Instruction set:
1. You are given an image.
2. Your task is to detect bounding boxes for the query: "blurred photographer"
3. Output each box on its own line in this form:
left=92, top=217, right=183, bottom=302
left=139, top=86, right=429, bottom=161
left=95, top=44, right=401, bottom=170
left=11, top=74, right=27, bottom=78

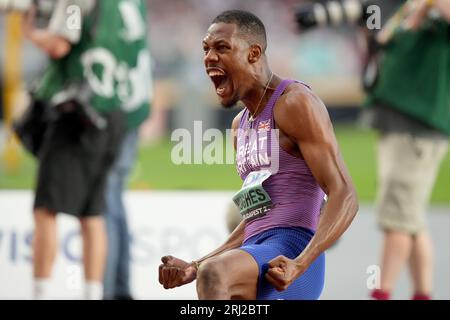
left=295, top=0, right=403, bottom=87
left=18, top=0, right=151, bottom=300
left=296, top=0, right=450, bottom=299
left=363, top=0, right=450, bottom=300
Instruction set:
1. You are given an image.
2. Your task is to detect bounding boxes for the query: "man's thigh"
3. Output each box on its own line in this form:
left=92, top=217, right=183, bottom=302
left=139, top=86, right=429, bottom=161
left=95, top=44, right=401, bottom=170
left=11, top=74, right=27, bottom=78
left=208, top=249, right=259, bottom=300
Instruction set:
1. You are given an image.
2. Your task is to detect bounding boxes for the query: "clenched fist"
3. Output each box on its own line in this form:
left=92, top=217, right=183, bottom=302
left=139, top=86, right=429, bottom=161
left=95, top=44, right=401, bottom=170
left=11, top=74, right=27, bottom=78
left=158, top=255, right=197, bottom=289
left=264, top=255, right=305, bottom=291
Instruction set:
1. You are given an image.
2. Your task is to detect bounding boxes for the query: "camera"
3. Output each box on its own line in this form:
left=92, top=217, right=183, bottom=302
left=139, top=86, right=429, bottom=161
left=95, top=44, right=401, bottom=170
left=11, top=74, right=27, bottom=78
left=295, top=0, right=372, bottom=30
left=0, top=0, right=54, bottom=17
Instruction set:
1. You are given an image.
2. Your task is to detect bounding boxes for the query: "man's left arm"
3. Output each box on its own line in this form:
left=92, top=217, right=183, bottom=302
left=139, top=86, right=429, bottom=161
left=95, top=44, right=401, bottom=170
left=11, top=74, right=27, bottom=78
left=265, top=86, right=359, bottom=291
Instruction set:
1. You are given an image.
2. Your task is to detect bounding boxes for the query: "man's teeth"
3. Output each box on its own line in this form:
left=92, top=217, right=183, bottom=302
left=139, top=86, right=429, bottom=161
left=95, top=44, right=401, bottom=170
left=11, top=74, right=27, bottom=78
left=209, top=71, right=225, bottom=77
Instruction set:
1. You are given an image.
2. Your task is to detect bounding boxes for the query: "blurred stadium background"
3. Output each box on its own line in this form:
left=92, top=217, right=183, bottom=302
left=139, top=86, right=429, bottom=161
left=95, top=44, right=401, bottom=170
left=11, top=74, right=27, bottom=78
left=0, top=0, right=449, bottom=299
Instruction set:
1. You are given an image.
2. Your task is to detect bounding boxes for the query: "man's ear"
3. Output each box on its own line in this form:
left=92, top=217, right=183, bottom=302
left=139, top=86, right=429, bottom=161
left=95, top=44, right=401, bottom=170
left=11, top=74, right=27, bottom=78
left=248, top=44, right=262, bottom=63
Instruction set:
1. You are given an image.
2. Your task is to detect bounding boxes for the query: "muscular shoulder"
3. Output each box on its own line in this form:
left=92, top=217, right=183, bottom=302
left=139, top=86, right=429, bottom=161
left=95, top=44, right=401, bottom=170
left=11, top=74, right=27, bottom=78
left=274, top=83, right=331, bottom=140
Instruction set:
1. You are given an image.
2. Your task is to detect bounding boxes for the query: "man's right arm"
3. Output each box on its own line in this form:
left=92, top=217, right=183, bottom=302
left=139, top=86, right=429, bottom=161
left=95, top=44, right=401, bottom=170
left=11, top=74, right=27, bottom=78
left=193, top=110, right=246, bottom=264
left=159, top=219, right=246, bottom=289
left=159, top=111, right=246, bottom=289
left=194, top=219, right=245, bottom=265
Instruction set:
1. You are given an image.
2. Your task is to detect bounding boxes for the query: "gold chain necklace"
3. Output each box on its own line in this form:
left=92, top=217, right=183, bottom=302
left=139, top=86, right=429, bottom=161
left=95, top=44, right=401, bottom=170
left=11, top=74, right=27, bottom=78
left=248, top=72, right=274, bottom=122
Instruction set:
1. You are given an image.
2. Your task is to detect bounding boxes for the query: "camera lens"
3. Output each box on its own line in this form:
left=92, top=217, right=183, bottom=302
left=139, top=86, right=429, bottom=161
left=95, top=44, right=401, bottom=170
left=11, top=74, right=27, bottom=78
left=295, top=4, right=321, bottom=29
left=295, top=0, right=366, bottom=31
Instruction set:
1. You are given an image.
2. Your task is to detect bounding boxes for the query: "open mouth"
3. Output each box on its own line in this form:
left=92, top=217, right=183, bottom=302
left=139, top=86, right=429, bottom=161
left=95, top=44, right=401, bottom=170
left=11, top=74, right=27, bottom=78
left=207, top=68, right=229, bottom=97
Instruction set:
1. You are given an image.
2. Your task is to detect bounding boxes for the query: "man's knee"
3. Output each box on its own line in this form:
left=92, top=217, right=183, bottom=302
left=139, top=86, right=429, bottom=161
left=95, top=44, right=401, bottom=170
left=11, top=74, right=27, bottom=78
left=33, top=208, right=56, bottom=225
left=197, top=258, right=228, bottom=289
left=80, top=216, right=105, bottom=233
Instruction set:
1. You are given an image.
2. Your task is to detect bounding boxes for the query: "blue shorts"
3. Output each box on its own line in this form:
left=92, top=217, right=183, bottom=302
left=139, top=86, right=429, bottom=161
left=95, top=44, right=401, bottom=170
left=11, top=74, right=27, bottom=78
left=239, top=227, right=325, bottom=300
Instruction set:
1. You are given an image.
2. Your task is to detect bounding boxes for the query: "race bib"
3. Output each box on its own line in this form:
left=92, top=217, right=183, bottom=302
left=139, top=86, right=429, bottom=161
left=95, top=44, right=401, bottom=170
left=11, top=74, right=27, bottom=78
left=232, top=170, right=273, bottom=222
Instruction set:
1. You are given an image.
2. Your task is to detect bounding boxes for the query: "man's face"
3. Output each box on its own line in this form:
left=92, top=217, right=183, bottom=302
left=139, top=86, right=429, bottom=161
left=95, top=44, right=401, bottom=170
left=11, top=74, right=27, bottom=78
left=202, top=22, right=250, bottom=108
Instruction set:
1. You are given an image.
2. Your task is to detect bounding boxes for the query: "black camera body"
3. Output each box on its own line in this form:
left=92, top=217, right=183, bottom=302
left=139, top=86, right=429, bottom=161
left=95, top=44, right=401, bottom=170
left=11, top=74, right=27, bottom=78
left=295, top=0, right=373, bottom=31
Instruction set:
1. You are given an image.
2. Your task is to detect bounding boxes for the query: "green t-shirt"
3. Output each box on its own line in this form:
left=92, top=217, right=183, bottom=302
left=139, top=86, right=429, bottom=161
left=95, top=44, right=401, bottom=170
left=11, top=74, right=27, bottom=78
left=35, top=0, right=152, bottom=129
left=365, top=19, right=450, bottom=135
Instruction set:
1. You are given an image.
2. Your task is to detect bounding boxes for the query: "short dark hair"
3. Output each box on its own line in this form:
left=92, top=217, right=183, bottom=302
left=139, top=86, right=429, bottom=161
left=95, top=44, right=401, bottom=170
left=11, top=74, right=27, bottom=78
left=212, top=10, right=267, bottom=51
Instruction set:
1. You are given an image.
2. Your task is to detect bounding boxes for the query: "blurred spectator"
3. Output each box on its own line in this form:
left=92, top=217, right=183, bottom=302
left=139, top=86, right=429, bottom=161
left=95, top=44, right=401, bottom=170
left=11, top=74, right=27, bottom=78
left=102, top=1, right=152, bottom=300
left=22, top=0, right=150, bottom=300
left=0, top=78, right=3, bottom=121
left=364, top=0, right=450, bottom=300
